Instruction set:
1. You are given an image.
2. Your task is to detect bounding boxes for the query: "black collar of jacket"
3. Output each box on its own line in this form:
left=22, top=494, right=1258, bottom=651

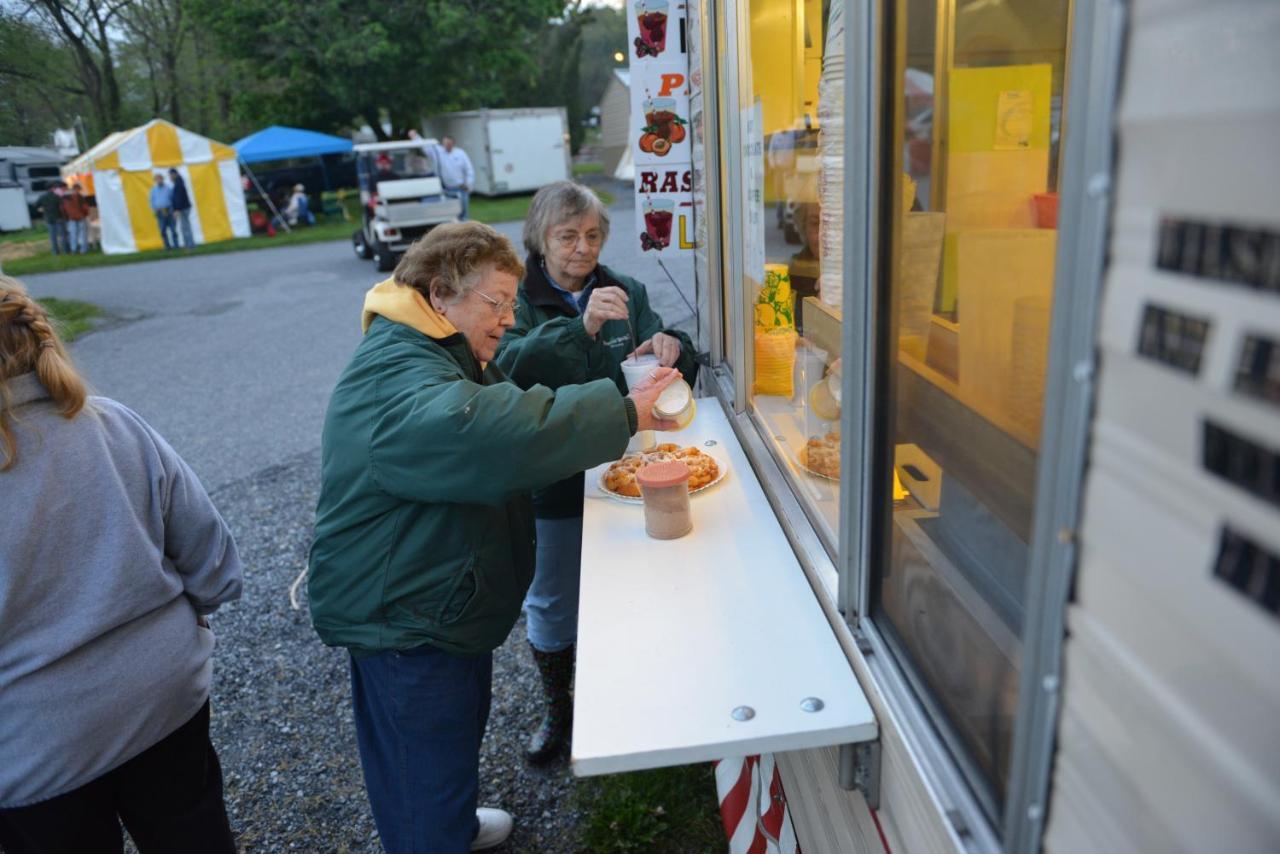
left=521, top=253, right=630, bottom=317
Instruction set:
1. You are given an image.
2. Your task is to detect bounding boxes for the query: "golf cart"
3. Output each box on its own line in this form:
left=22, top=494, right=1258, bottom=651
left=352, top=140, right=462, bottom=271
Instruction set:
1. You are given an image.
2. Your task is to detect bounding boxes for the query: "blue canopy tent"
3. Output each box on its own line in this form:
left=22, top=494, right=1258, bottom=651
left=231, top=126, right=355, bottom=229
left=232, top=125, right=353, bottom=163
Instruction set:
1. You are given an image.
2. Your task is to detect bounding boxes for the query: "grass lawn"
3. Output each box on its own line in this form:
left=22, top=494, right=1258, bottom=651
left=1, top=188, right=615, bottom=278
left=37, top=296, right=103, bottom=342
left=573, top=161, right=605, bottom=176
left=575, top=764, right=724, bottom=852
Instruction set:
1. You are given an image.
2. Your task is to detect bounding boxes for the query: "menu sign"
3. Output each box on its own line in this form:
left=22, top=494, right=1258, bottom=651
left=627, top=0, right=693, bottom=257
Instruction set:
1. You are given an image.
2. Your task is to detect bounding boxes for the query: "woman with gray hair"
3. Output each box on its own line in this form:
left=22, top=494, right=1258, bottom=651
left=495, top=180, right=697, bottom=764
left=309, top=222, right=679, bottom=852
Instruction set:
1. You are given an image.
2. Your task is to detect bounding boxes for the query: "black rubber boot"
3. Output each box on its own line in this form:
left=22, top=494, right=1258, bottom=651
left=526, top=643, right=574, bottom=765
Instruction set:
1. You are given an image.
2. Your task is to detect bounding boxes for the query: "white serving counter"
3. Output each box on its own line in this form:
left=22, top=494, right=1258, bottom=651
left=572, top=398, right=876, bottom=776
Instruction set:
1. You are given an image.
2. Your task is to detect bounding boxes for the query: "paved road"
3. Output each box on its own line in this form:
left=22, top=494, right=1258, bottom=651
left=22, top=196, right=696, bottom=491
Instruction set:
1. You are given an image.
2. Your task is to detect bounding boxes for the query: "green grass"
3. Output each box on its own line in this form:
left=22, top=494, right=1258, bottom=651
left=573, top=161, right=605, bottom=176
left=469, top=194, right=535, bottom=224
left=2, top=187, right=615, bottom=277
left=469, top=186, right=613, bottom=225
left=575, top=765, right=724, bottom=853
left=0, top=226, right=44, bottom=245
left=37, top=297, right=103, bottom=342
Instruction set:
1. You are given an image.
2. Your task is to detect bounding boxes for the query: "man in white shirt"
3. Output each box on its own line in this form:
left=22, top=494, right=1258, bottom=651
left=435, top=135, right=475, bottom=221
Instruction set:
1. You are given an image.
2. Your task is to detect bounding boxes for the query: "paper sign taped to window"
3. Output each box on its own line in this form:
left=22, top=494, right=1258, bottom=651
left=994, top=90, right=1034, bottom=150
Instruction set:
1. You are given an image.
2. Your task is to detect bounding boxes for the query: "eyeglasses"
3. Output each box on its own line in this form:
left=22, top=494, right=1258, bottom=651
left=471, top=289, right=518, bottom=317
left=552, top=230, right=604, bottom=249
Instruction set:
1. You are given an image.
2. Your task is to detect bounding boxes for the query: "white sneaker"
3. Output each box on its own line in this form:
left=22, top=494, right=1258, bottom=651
left=470, top=807, right=513, bottom=850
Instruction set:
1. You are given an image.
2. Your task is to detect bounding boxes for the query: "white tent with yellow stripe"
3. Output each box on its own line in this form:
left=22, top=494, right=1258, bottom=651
left=62, top=119, right=250, bottom=255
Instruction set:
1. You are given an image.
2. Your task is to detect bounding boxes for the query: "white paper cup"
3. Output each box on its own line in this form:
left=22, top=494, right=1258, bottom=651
left=621, top=355, right=660, bottom=452
left=620, top=354, right=660, bottom=391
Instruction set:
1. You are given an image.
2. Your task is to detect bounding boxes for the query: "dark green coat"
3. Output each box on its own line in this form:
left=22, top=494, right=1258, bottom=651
left=495, top=257, right=698, bottom=518
left=308, top=316, right=635, bottom=656
left=38, top=190, right=63, bottom=223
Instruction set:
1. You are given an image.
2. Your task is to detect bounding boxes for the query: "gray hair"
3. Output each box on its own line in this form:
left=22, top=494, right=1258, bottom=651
left=522, top=181, right=611, bottom=256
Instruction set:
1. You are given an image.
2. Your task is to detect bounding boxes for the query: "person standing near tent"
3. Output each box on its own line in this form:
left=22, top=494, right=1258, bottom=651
left=37, top=182, right=68, bottom=256
left=61, top=183, right=91, bottom=255
left=169, top=169, right=195, bottom=249
left=436, top=136, right=475, bottom=222
left=150, top=174, right=177, bottom=250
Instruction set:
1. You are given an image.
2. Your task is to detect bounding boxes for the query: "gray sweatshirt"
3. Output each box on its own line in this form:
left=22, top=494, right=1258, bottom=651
left=0, top=373, right=243, bottom=808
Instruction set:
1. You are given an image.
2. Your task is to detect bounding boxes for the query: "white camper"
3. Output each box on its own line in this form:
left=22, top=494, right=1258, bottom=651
left=421, top=108, right=571, bottom=196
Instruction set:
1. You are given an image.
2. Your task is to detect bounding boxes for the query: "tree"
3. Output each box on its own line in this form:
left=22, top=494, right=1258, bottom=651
left=17, top=0, right=132, bottom=139
left=577, top=5, right=628, bottom=120
left=119, top=0, right=188, bottom=125
left=0, top=14, right=94, bottom=145
left=187, top=0, right=563, bottom=138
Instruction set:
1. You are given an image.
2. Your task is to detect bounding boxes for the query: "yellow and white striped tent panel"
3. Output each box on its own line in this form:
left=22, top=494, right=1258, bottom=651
left=65, top=119, right=250, bottom=255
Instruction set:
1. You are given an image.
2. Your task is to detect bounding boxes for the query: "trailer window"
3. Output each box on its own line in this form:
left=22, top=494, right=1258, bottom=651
left=737, top=0, right=845, bottom=550
left=870, top=0, right=1072, bottom=819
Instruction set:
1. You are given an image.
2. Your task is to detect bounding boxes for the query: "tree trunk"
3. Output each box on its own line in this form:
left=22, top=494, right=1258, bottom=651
left=165, top=52, right=182, bottom=125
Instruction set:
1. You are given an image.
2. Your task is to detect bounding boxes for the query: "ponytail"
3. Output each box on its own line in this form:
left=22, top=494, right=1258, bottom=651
left=0, top=276, right=88, bottom=471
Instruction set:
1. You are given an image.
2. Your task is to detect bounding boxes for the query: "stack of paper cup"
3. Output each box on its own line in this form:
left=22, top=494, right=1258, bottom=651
left=817, top=1, right=845, bottom=310
left=620, top=354, right=660, bottom=452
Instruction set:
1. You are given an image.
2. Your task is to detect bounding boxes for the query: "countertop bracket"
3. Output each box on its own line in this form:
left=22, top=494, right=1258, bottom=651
left=838, top=739, right=881, bottom=808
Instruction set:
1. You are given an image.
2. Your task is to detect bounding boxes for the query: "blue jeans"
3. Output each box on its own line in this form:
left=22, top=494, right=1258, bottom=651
left=155, top=211, right=177, bottom=249
left=350, top=645, right=491, bottom=854
left=174, top=208, right=194, bottom=247
left=524, top=516, right=583, bottom=653
left=66, top=219, right=87, bottom=254
left=445, top=188, right=470, bottom=221
left=46, top=220, right=68, bottom=255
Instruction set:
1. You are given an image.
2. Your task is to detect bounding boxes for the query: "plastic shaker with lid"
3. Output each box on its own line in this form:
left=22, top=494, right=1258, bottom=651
left=636, top=460, right=693, bottom=539
left=653, top=379, right=696, bottom=430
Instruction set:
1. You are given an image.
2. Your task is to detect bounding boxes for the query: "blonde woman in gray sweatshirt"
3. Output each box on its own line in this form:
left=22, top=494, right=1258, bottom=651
left=0, top=277, right=243, bottom=853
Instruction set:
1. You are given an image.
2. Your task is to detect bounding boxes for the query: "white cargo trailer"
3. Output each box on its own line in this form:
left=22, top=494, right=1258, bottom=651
left=421, top=108, right=571, bottom=196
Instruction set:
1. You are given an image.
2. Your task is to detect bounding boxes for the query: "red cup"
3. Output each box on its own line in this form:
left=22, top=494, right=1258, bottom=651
left=1033, top=193, right=1059, bottom=229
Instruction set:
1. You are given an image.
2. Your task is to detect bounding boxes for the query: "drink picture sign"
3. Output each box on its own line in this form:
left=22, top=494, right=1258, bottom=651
left=628, top=0, right=692, bottom=256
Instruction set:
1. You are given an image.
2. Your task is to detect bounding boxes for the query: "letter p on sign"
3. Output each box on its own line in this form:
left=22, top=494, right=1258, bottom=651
left=658, top=73, right=685, bottom=97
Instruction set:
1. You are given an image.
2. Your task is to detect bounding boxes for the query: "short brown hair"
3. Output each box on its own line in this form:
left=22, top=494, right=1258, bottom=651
left=394, top=222, right=524, bottom=302
left=0, top=276, right=88, bottom=471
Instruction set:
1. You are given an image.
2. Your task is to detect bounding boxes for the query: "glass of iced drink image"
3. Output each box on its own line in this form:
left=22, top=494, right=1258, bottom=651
left=644, top=97, right=679, bottom=144
left=637, top=0, right=669, bottom=54
left=643, top=198, right=675, bottom=250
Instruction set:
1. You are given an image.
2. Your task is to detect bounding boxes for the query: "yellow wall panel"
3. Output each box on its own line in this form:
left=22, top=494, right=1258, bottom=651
left=121, top=170, right=162, bottom=251
left=147, top=122, right=183, bottom=167
left=210, top=141, right=237, bottom=161
left=189, top=162, right=232, bottom=243
left=948, top=64, right=1052, bottom=153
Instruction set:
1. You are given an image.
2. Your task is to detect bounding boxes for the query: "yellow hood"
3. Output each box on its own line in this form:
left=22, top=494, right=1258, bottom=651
left=361, top=277, right=459, bottom=339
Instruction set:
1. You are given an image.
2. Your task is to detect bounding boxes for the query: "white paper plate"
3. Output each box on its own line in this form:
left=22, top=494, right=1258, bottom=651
left=597, top=446, right=730, bottom=504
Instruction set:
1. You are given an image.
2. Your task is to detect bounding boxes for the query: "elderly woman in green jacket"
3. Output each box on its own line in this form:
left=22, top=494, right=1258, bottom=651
left=494, top=181, right=698, bottom=765
left=307, top=222, right=677, bottom=854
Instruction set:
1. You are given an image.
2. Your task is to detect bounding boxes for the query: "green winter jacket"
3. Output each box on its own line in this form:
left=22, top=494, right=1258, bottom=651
left=495, top=257, right=698, bottom=518
left=308, top=314, right=636, bottom=656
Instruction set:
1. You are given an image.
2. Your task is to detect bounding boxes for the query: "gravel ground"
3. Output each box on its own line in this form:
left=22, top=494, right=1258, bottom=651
left=206, top=449, right=582, bottom=853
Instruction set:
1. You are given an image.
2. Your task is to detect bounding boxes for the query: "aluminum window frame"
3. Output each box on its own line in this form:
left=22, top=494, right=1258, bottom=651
left=1001, top=0, right=1127, bottom=848
left=692, top=0, right=728, bottom=373
left=849, top=0, right=1128, bottom=848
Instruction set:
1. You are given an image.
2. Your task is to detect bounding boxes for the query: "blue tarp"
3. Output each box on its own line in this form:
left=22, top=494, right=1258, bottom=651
left=231, top=125, right=352, bottom=163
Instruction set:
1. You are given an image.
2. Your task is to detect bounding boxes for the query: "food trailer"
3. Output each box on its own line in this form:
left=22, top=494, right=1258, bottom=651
left=575, top=1, right=1280, bottom=851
